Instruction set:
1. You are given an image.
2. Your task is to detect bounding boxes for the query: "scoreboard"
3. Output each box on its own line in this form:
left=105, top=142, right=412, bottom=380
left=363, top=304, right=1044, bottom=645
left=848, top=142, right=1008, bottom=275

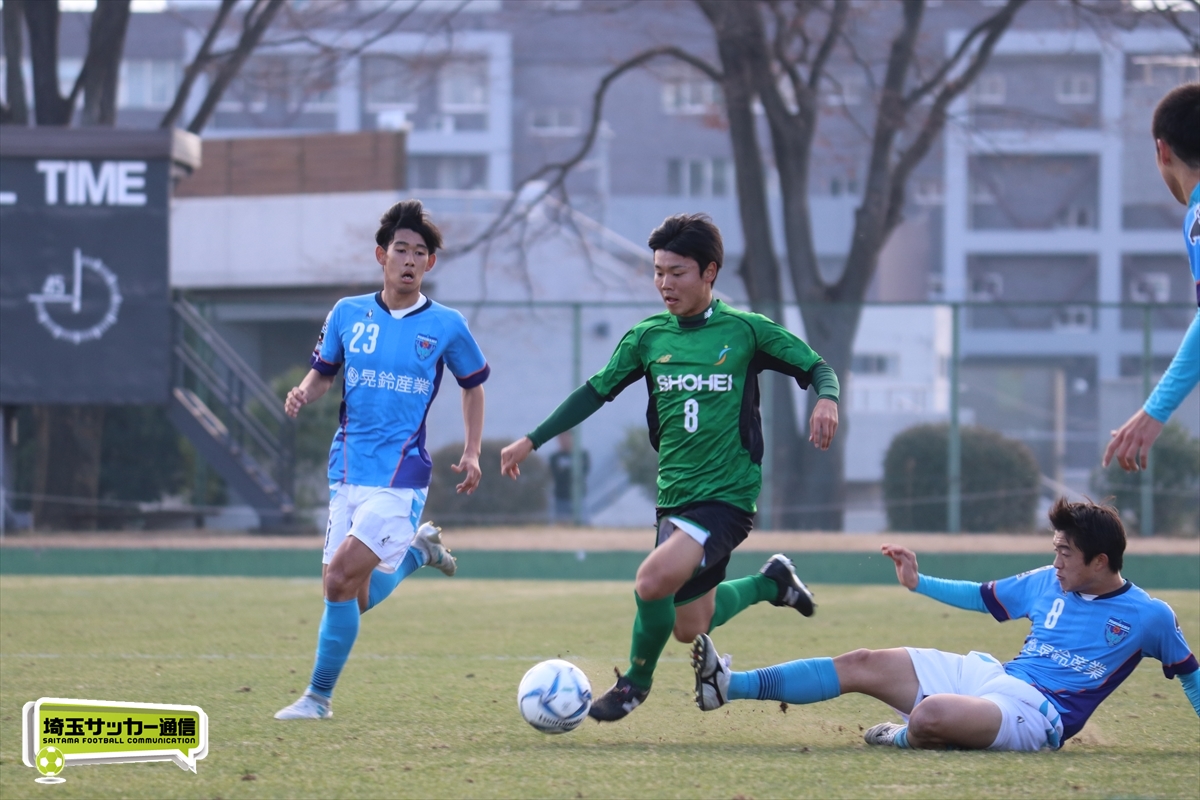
left=0, top=128, right=200, bottom=404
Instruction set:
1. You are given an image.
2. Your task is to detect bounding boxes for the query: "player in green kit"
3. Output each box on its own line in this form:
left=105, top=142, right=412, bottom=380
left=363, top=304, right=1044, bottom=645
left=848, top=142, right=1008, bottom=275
left=501, top=213, right=840, bottom=721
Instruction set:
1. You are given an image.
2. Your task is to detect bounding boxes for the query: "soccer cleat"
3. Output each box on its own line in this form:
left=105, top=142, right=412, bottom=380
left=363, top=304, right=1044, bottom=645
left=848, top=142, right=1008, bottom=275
left=413, top=522, right=457, bottom=576
left=690, top=633, right=732, bottom=711
left=587, top=669, right=650, bottom=722
left=863, top=722, right=906, bottom=746
left=760, top=553, right=816, bottom=617
left=274, top=691, right=332, bottom=720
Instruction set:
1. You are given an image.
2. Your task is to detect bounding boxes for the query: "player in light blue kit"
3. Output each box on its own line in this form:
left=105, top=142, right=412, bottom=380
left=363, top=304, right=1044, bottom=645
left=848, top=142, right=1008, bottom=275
left=692, top=498, right=1199, bottom=751
left=275, top=200, right=489, bottom=720
left=1104, top=82, right=1199, bottom=473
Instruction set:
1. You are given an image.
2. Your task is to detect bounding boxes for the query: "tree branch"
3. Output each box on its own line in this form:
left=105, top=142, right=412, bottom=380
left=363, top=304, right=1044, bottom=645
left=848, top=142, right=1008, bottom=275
left=447, top=46, right=722, bottom=257
left=885, top=0, right=1027, bottom=232
left=903, top=0, right=1018, bottom=109
left=1, top=0, right=28, bottom=125
left=184, top=0, right=287, bottom=134
left=160, top=0, right=237, bottom=129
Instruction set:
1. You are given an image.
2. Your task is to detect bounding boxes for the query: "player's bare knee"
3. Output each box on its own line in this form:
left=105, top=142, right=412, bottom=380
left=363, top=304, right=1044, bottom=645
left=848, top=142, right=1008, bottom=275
left=672, top=620, right=705, bottom=642
left=323, top=566, right=356, bottom=602
left=908, top=696, right=952, bottom=741
left=634, top=569, right=673, bottom=601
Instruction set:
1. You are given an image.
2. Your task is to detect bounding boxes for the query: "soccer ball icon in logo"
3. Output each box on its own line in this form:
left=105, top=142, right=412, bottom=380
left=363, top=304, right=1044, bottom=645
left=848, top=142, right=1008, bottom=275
left=518, top=659, right=592, bottom=734
left=36, top=745, right=65, bottom=777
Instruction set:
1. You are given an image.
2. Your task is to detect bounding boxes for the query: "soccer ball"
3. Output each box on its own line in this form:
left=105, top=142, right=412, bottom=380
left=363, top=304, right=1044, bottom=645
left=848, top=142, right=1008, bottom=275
left=36, top=745, right=64, bottom=777
left=517, top=659, right=592, bottom=734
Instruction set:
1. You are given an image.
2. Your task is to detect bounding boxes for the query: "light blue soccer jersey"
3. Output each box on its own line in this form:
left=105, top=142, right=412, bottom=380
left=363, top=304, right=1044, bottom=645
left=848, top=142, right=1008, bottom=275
left=310, top=293, right=489, bottom=488
left=1142, top=182, right=1200, bottom=423
left=981, top=565, right=1197, bottom=742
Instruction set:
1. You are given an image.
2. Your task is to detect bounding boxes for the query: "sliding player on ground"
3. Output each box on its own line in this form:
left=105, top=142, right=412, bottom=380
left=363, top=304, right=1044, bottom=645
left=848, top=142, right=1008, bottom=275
left=692, top=498, right=1200, bottom=750
left=1103, top=83, right=1199, bottom=472
left=501, top=213, right=840, bottom=722
left=275, top=200, right=490, bottom=720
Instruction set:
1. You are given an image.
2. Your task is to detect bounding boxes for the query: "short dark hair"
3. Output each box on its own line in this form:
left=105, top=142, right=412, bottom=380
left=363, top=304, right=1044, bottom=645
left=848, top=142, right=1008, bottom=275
left=1048, top=497, right=1125, bottom=573
left=647, top=213, right=724, bottom=277
left=375, top=199, right=443, bottom=252
left=1152, top=83, right=1200, bottom=169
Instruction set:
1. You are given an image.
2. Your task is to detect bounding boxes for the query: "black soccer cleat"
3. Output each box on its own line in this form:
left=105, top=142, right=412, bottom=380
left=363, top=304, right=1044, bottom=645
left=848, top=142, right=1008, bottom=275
left=587, top=670, right=650, bottom=722
left=760, top=553, right=816, bottom=617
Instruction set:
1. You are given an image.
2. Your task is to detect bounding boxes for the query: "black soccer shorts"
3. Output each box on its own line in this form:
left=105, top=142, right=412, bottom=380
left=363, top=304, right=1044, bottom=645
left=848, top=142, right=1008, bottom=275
left=654, top=500, right=755, bottom=604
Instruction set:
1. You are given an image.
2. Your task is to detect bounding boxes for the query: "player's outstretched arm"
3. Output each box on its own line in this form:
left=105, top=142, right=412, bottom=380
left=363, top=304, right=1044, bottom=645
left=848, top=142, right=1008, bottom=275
left=452, top=385, right=484, bottom=494
left=284, top=369, right=335, bottom=418
left=1103, top=313, right=1198, bottom=472
left=882, top=544, right=989, bottom=613
left=501, top=383, right=607, bottom=480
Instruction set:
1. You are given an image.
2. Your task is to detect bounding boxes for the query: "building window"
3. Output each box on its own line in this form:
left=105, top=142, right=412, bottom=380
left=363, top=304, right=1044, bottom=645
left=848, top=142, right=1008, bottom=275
left=219, top=55, right=337, bottom=114
left=851, top=354, right=897, bottom=376
left=409, top=155, right=488, bottom=190
left=439, top=60, right=488, bottom=113
left=667, top=158, right=731, bottom=197
left=1055, top=73, right=1096, bottom=104
left=120, top=60, right=180, bottom=109
left=529, top=107, right=582, bottom=136
left=363, top=56, right=418, bottom=111
left=971, top=74, right=1006, bottom=106
left=662, top=77, right=722, bottom=115
left=1128, top=54, right=1200, bottom=86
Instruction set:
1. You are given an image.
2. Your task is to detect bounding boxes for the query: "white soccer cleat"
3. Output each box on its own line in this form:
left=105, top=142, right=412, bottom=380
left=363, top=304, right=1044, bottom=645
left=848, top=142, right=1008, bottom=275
left=414, top=522, right=457, bottom=576
left=274, top=691, right=332, bottom=720
left=691, top=633, right=732, bottom=711
left=863, top=722, right=906, bottom=746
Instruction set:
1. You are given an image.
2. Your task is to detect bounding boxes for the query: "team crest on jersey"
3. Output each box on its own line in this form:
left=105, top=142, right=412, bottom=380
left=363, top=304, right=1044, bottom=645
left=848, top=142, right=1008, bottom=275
left=714, top=345, right=731, bottom=366
left=415, top=334, right=438, bottom=360
left=1104, top=617, right=1131, bottom=646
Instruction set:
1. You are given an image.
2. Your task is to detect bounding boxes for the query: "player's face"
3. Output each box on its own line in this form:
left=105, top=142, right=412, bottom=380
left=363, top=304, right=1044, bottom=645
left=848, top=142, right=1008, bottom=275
left=377, top=228, right=436, bottom=299
left=654, top=250, right=717, bottom=318
left=1154, top=139, right=1188, bottom=205
left=1052, top=531, right=1093, bottom=593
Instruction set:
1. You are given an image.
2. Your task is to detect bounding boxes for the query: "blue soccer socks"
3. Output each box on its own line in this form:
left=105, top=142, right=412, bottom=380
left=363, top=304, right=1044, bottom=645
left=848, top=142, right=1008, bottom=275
left=727, top=657, right=841, bottom=704
left=365, top=547, right=425, bottom=610
left=308, top=598, right=361, bottom=698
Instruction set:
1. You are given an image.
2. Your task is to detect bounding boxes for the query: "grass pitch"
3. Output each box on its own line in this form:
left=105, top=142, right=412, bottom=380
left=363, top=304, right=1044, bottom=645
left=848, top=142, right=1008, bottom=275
left=1, top=576, right=1197, bottom=799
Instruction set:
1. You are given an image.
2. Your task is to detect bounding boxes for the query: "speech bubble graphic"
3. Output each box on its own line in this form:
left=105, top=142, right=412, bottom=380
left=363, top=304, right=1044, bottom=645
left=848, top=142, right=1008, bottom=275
left=22, top=698, right=208, bottom=777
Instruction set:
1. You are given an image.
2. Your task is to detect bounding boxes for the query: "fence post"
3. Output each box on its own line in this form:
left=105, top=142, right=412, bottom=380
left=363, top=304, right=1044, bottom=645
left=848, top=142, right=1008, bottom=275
left=1140, top=305, right=1154, bottom=536
left=948, top=302, right=962, bottom=534
left=571, top=303, right=585, bottom=526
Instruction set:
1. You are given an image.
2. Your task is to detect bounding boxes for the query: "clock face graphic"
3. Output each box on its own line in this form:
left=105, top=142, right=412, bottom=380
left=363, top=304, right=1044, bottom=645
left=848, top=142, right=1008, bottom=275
left=26, top=249, right=123, bottom=345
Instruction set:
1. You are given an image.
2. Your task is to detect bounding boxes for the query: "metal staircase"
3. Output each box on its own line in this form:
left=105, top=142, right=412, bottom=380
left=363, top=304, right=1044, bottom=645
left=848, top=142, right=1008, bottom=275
left=168, top=298, right=295, bottom=530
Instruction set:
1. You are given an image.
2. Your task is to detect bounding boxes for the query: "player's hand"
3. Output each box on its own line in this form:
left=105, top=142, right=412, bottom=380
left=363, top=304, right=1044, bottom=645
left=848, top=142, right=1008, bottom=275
left=808, top=398, right=838, bottom=450
left=451, top=453, right=481, bottom=494
left=284, top=386, right=309, bottom=418
left=881, top=544, right=919, bottom=590
left=1102, top=410, right=1164, bottom=472
left=500, top=437, right=534, bottom=480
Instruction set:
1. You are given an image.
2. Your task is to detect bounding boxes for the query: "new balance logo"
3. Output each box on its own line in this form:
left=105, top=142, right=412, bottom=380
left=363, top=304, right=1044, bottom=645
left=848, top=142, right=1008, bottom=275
left=656, top=373, right=734, bottom=392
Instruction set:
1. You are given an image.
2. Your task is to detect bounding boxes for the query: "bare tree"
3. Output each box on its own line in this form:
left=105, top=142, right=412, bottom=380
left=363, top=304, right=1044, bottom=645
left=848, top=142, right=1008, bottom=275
left=457, top=0, right=1026, bottom=529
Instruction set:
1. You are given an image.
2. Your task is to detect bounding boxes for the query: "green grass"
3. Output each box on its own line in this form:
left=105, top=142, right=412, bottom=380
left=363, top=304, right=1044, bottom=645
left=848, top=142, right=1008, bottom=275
left=1, top=577, right=1197, bottom=799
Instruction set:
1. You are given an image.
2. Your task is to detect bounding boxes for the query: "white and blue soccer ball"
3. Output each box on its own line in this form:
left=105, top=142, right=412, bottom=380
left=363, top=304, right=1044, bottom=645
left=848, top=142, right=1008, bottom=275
left=518, top=659, right=592, bottom=734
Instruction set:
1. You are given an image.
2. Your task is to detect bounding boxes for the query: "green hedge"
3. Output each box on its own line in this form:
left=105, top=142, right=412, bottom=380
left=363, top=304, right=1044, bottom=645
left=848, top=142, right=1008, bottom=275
left=424, top=439, right=550, bottom=525
left=1091, top=422, right=1200, bottom=534
left=883, top=424, right=1040, bottom=532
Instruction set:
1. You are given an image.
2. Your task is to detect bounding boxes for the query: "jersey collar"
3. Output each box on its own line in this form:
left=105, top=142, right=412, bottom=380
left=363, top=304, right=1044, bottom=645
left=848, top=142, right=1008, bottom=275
left=375, top=292, right=432, bottom=318
left=1077, top=579, right=1131, bottom=601
left=676, top=299, right=719, bottom=329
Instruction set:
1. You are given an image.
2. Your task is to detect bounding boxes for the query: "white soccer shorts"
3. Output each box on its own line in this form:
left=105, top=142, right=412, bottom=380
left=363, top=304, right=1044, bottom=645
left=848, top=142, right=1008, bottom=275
left=323, top=484, right=428, bottom=574
left=903, top=648, right=1064, bottom=752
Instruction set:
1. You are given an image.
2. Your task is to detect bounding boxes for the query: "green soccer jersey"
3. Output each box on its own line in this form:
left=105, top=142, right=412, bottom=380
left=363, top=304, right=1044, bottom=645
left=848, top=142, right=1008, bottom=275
left=588, top=300, right=832, bottom=512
